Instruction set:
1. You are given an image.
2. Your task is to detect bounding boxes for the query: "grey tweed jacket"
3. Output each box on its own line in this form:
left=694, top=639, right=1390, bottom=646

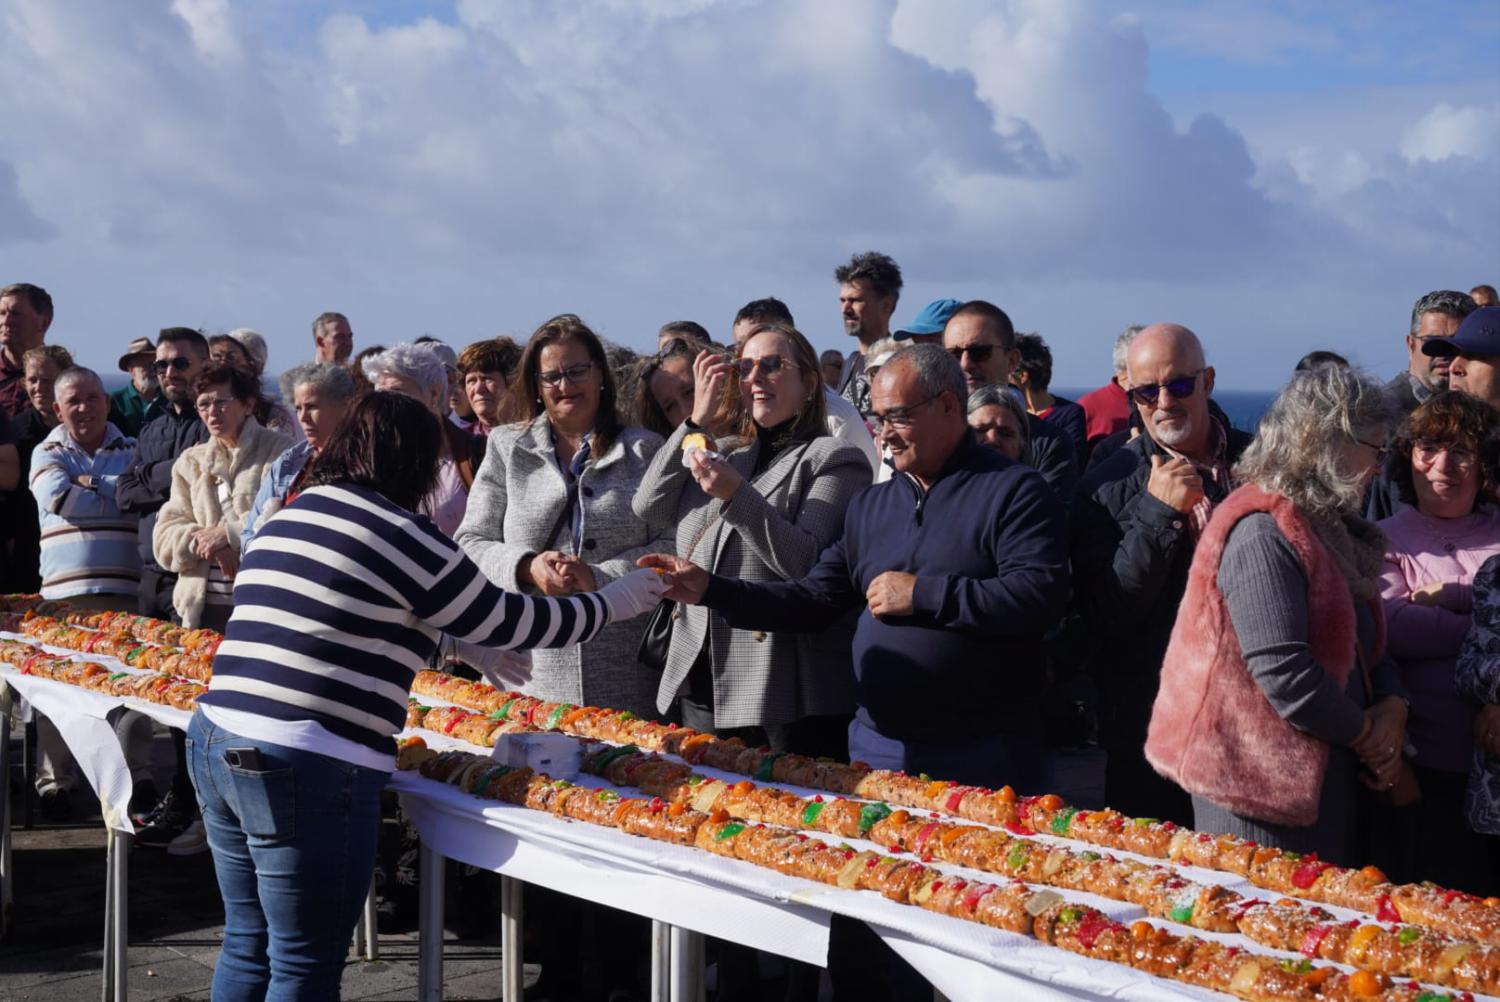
left=632, top=422, right=872, bottom=728
left=455, top=415, right=667, bottom=716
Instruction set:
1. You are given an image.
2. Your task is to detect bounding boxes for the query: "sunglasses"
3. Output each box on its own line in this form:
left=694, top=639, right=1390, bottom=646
left=1130, top=370, right=1204, bottom=406
left=1413, top=440, right=1477, bottom=468
left=153, top=357, right=193, bottom=373
left=948, top=344, right=996, bottom=364
left=538, top=362, right=595, bottom=387
left=735, top=355, right=799, bottom=379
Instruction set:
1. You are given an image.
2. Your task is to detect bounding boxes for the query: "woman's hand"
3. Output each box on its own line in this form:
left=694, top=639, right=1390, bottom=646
left=525, top=551, right=583, bottom=596
left=689, top=350, right=735, bottom=433
left=554, top=555, right=597, bottom=594
left=689, top=449, right=742, bottom=501
left=213, top=548, right=240, bottom=579
left=1410, top=580, right=1466, bottom=611
left=637, top=554, right=709, bottom=605
left=1351, top=696, right=1407, bottom=778
left=191, top=525, right=231, bottom=560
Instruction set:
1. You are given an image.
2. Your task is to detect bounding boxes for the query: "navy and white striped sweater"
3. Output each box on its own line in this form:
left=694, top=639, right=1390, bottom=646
left=200, top=483, right=609, bottom=755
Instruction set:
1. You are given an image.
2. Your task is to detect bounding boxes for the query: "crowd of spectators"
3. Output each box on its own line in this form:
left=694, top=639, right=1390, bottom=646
left=2, top=267, right=1499, bottom=1001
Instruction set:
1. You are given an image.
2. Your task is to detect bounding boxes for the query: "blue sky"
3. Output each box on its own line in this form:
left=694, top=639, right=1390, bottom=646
left=1, top=0, right=1496, bottom=390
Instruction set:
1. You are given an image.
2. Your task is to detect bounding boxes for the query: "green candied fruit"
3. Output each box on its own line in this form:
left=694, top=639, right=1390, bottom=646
left=489, top=697, right=518, bottom=720
left=1276, top=959, right=1313, bottom=975
left=1057, top=907, right=1082, bottom=924
left=1078, top=851, right=1101, bottom=862
left=917, top=773, right=932, bottom=782
left=857, top=802, right=892, bottom=834
left=616, top=710, right=635, bottom=721
left=1282, top=851, right=1303, bottom=861
left=588, top=744, right=639, bottom=772
left=1397, top=927, right=1421, bottom=945
left=714, top=822, right=746, bottom=841
left=1169, top=903, right=1194, bottom=924
left=1050, top=807, right=1079, bottom=835
left=107, top=672, right=130, bottom=681
left=754, top=753, right=783, bottom=781
left=544, top=704, right=574, bottom=730
left=1131, top=817, right=1158, bottom=827
left=801, top=801, right=826, bottom=827
left=687, top=775, right=705, bottom=786
left=1006, top=845, right=1028, bottom=871
left=1414, top=993, right=1448, bottom=1002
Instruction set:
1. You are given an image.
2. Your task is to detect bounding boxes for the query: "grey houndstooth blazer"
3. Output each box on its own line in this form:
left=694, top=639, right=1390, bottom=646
left=632, top=422, right=872, bottom=728
left=455, top=414, right=667, bottom=717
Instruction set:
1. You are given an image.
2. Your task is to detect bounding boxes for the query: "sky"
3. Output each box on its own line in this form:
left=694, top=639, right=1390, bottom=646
left=1, top=0, right=1497, bottom=390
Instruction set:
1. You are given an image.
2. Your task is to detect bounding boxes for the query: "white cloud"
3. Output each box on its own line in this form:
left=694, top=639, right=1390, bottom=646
left=1400, top=102, right=1500, bottom=163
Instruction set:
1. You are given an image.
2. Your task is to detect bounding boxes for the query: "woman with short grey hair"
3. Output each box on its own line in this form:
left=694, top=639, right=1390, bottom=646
left=363, top=342, right=483, bottom=535
left=241, top=362, right=359, bottom=552
left=1148, top=366, right=1411, bottom=862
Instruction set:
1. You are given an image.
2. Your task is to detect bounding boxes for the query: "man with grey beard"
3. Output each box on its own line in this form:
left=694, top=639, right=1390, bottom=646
left=1389, top=289, right=1477, bottom=412
left=1069, top=324, right=1253, bottom=824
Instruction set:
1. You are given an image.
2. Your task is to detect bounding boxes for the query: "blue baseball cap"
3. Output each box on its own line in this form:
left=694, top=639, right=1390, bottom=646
left=893, top=298, right=962, bottom=340
left=1423, top=306, right=1500, bottom=358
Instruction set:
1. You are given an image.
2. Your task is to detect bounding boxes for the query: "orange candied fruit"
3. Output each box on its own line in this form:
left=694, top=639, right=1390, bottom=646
left=996, top=785, right=1017, bottom=804
left=938, top=826, right=967, bottom=847
left=1347, top=970, right=1384, bottom=996
left=1483, top=897, right=1500, bottom=908
left=1357, top=865, right=1387, bottom=883
left=732, top=780, right=755, bottom=795
left=926, top=781, right=950, bottom=800
left=1303, top=968, right=1334, bottom=987
left=888, top=809, right=911, bottom=826
left=667, top=802, right=686, bottom=818
left=1037, top=794, right=1065, bottom=812
left=709, top=808, right=730, bottom=824
left=1129, top=921, right=1152, bottom=941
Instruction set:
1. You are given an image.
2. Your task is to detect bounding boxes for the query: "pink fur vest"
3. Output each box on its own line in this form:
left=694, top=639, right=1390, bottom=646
left=1145, top=485, right=1384, bottom=827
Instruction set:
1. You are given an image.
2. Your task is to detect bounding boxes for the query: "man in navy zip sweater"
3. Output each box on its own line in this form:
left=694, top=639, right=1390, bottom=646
left=644, top=344, right=1069, bottom=790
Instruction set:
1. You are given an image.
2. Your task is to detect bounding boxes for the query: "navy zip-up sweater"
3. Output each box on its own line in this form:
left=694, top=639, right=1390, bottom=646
left=701, top=434, right=1069, bottom=741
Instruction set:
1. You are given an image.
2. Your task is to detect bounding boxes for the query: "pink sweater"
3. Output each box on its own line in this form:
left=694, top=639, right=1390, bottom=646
left=1378, top=506, right=1500, bottom=773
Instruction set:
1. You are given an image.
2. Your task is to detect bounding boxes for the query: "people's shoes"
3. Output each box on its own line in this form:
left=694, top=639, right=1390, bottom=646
left=134, top=805, right=194, bottom=848
left=166, top=819, right=208, bottom=856
left=131, top=787, right=179, bottom=828
left=375, top=896, right=418, bottom=934
left=38, top=788, right=73, bottom=823
left=127, top=779, right=160, bottom=821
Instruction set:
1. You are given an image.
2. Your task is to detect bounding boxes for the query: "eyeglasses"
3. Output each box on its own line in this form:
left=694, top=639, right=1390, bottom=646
left=153, top=357, right=192, bottom=373
left=947, top=344, right=996, bottom=365
left=871, top=395, right=938, bottom=431
left=1131, top=370, right=1205, bottom=406
left=538, top=362, right=595, bottom=387
left=1355, top=437, right=1389, bottom=464
left=1413, top=440, right=1477, bottom=468
left=195, top=396, right=240, bottom=413
left=735, top=355, right=799, bottom=379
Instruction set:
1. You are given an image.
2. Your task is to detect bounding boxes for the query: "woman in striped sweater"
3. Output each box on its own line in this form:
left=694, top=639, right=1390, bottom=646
left=186, top=391, right=666, bottom=1002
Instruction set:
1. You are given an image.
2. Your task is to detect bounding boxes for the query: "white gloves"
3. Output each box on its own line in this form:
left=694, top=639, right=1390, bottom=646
left=598, top=568, right=670, bottom=622
left=448, top=638, right=533, bottom=689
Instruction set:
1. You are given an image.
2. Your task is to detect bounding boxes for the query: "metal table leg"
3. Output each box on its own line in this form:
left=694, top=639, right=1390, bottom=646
left=417, top=843, right=444, bottom=1002
left=650, top=920, right=671, bottom=1002
left=102, top=827, right=128, bottom=1001
left=499, top=875, right=523, bottom=1002
left=362, top=874, right=379, bottom=960
left=668, top=924, right=704, bottom=1002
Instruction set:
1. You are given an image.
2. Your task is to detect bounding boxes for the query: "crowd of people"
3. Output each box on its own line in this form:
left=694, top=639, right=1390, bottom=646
left=1, top=264, right=1499, bottom=1001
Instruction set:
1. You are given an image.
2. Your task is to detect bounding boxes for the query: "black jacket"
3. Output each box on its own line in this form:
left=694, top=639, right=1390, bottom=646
left=115, top=403, right=208, bottom=570
left=1068, top=424, right=1253, bottom=747
left=1026, top=412, right=1079, bottom=502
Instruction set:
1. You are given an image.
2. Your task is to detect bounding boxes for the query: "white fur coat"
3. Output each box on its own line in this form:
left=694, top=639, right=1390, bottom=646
left=153, top=418, right=291, bottom=628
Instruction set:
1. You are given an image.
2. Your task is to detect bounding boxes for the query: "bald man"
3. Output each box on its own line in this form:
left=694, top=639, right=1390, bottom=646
left=1068, top=324, right=1254, bottom=824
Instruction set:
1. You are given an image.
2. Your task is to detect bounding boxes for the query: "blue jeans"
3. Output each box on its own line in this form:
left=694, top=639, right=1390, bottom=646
left=186, top=711, right=388, bottom=1002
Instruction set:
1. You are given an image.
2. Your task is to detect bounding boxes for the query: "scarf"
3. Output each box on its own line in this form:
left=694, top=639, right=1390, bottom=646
left=1305, top=509, right=1387, bottom=600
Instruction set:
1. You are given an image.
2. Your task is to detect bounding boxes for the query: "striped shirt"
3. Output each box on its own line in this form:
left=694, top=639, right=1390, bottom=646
left=200, top=483, right=610, bottom=758
left=30, top=423, right=140, bottom=599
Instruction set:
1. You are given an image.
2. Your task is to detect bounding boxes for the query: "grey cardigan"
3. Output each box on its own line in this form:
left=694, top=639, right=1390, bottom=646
left=455, top=415, right=666, bottom=716
left=632, top=422, right=873, bottom=728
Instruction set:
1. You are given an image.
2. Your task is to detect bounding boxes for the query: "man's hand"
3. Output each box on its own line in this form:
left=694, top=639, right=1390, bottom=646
left=1146, top=454, right=1204, bottom=514
left=1476, top=704, right=1500, bottom=758
left=866, top=571, right=917, bottom=619
left=689, top=450, right=742, bottom=501
left=637, top=554, right=710, bottom=605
